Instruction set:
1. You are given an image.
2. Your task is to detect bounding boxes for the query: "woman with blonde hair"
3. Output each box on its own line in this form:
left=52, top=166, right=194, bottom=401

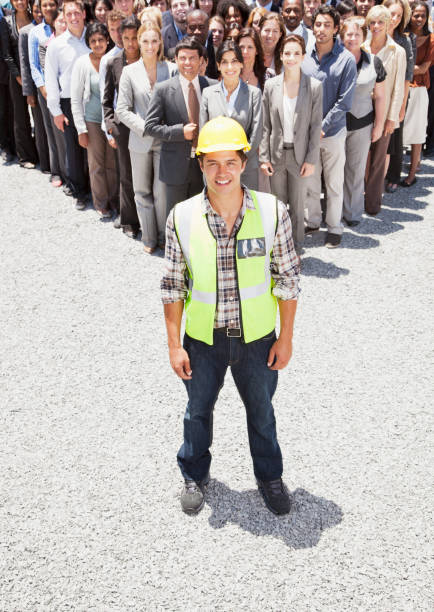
left=259, top=12, right=286, bottom=79
left=138, top=6, right=163, bottom=28
left=383, top=0, right=414, bottom=192
left=116, top=22, right=177, bottom=251
left=246, top=6, right=267, bottom=33
left=362, top=4, right=406, bottom=215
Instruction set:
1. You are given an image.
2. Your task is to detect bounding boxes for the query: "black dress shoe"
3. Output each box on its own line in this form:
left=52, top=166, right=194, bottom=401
left=345, top=220, right=360, bottom=227
left=257, top=478, right=291, bottom=515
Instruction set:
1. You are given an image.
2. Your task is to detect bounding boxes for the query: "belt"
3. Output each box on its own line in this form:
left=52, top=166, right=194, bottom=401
left=283, top=143, right=294, bottom=149
left=215, top=327, right=242, bottom=337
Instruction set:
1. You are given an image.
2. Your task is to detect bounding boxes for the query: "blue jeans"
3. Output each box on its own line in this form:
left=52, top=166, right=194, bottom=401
left=177, top=330, right=283, bottom=483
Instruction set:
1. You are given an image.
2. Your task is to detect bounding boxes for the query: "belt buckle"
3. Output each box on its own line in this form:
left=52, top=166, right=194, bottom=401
left=227, top=328, right=241, bottom=337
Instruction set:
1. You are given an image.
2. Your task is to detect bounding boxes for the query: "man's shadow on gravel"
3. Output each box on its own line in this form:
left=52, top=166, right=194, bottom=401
left=300, top=256, right=350, bottom=279
left=205, top=480, right=343, bottom=549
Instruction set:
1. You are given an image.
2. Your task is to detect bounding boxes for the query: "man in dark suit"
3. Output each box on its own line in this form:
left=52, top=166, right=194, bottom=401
left=185, top=8, right=218, bottom=79
left=144, top=37, right=216, bottom=216
left=248, top=0, right=281, bottom=13
left=162, top=0, right=191, bottom=58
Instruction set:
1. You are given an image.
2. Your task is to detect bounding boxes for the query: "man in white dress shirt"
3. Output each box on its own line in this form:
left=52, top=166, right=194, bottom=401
left=45, top=0, right=89, bottom=207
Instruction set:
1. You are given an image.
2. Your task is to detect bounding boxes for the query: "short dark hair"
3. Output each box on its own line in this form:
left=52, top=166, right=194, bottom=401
left=312, top=4, right=340, bottom=29
left=174, top=36, right=205, bottom=58
left=216, top=39, right=243, bottom=64
left=336, top=0, right=355, bottom=17
left=85, top=21, right=109, bottom=46
left=120, top=14, right=140, bottom=33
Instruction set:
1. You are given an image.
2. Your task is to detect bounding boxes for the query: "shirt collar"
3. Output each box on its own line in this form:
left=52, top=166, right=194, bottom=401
left=312, top=37, right=341, bottom=62
left=221, top=79, right=241, bottom=100
left=286, top=23, right=304, bottom=36
left=179, top=73, right=199, bottom=90
left=201, top=185, right=255, bottom=216
left=65, top=26, right=86, bottom=42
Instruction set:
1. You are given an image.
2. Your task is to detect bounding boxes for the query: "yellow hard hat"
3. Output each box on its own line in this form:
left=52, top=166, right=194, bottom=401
left=196, top=116, right=251, bottom=155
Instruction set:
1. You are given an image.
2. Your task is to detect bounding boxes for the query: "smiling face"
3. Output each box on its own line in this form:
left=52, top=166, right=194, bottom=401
left=282, top=0, right=303, bottom=31
left=355, top=0, right=375, bottom=18
left=186, top=11, right=209, bottom=45
left=225, top=6, right=242, bottom=29
left=304, top=0, right=320, bottom=21
left=108, top=18, right=122, bottom=46
left=94, top=0, right=109, bottom=23
left=369, top=17, right=387, bottom=37
left=388, top=2, right=403, bottom=32
left=260, top=20, right=281, bottom=53
left=12, top=0, right=28, bottom=13
left=410, top=4, right=427, bottom=32
left=281, top=39, right=304, bottom=70
left=198, top=0, right=213, bottom=16
left=200, top=150, right=246, bottom=197
left=218, top=49, right=242, bottom=80
left=139, top=28, right=161, bottom=59
left=171, top=0, right=189, bottom=26
left=114, top=0, right=134, bottom=16
left=41, top=0, right=58, bottom=24
left=63, top=2, right=86, bottom=32
left=88, top=31, right=108, bottom=57
left=176, top=48, right=201, bottom=80
left=341, top=21, right=364, bottom=54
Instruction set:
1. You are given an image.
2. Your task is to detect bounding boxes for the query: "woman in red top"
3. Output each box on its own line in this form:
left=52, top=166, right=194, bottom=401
left=401, top=1, right=434, bottom=186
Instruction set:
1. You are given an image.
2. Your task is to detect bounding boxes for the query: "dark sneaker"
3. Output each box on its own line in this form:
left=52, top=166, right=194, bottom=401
left=75, top=198, right=86, bottom=211
left=180, top=474, right=210, bottom=515
left=304, top=225, right=320, bottom=235
left=257, top=478, right=291, bottom=515
left=325, top=232, right=341, bottom=248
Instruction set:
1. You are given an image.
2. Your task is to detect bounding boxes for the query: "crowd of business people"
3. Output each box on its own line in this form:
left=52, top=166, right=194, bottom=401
left=0, top=0, right=433, bottom=253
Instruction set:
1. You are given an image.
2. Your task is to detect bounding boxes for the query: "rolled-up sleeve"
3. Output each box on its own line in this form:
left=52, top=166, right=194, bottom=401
left=160, top=210, right=189, bottom=304
left=270, top=202, right=300, bottom=301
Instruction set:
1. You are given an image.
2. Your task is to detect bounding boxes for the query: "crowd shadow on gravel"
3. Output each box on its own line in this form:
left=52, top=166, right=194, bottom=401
left=349, top=207, right=424, bottom=237
left=300, top=256, right=350, bottom=279
left=205, top=480, right=343, bottom=549
left=304, top=230, right=380, bottom=251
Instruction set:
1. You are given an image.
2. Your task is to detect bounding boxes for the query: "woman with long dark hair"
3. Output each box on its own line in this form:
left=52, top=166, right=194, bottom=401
left=200, top=39, right=262, bottom=189
left=259, top=12, right=285, bottom=79
left=235, top=26, right=265, bottom=90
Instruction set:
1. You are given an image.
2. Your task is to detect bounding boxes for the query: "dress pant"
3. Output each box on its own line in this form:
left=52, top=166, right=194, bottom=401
left=113, top=122, right=133, bottom=219
left=343, top=123, right=372, bottom=223
left=426, top=66, right=434, bottom=150
left=305, top=128, right=346, bottom=235
left=130, top=145, right=165, bottom=247
left=242, top=154, right=259, bottom=191
left=365, top=132, right=391, bottom=215
left=0, top=82, right=15, bottom=154
left=37, top=90, right=63, bottom=179
left=165, top=157, right=204, bottom=218
left=50, top=112, right=67, bottom=182
left=9, top=74, right=37, bottom=165
left=85, top=121, right=118, bottom=213
left=386, top=121, right=404, bottom=185
left=60, top=97, right=87, bottom=198
left=269, top=146, right=306, bottom=247
left=177, top=330, right=282, bottom=483
left=32, top=101, right=50, bottom=173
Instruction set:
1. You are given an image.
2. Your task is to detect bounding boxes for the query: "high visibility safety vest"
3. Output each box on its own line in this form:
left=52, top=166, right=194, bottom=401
left=174, top=190, right=278, bottom=346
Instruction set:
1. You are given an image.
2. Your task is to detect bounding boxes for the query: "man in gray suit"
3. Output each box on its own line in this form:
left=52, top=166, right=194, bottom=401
left=144, top=37, right=216, bottom=217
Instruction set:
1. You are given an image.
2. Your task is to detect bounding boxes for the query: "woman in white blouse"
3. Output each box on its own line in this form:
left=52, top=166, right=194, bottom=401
left=259, top=34, right=323, bottom=250
left=71, top=22, right=118, bottom=218
left=199, top=39, right=262, bottom=190
left=116, top=22, right=176, bottom=252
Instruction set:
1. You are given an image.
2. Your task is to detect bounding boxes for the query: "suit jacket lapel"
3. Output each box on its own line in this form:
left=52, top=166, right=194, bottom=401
left=172, top=76, right=189, bottom=123
left=273, top=74, right=285, bottom=131
left=233, top=80, right=248, bottom=117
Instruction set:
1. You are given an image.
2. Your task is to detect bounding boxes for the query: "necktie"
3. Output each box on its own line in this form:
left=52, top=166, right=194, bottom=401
left=188, top=82, right=200, bottom=148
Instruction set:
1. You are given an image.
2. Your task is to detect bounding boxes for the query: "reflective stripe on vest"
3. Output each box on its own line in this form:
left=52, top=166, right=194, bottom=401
left=174, top=189, right=278, bottom=345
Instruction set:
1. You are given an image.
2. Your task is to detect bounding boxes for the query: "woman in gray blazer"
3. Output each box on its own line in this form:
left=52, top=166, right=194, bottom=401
left=116, top=22, right=177, bottom=252
left=259, top=34, right=322, bottom=249
left=199, top=39, right=262, bottom=190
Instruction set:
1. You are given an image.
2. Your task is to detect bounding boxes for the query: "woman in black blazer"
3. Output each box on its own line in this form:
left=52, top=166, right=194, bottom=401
left=0, top=0, right=38, bottom=167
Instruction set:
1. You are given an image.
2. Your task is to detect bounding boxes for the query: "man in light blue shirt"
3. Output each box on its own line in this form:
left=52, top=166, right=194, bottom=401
left=45, top=0, right=89, bottom=206
left=302, top=4, right=356, bottom=247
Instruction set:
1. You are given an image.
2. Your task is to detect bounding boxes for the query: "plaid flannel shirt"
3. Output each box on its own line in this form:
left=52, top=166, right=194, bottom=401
left=160, top=187, right=300, bottom=329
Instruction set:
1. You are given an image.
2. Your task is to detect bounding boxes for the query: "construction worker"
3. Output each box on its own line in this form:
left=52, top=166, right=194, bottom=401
left=160, top=117, right=300, bottom=516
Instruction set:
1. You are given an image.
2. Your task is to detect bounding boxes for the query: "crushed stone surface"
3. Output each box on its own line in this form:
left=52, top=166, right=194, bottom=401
left=1, top=157, right=433, bottom=611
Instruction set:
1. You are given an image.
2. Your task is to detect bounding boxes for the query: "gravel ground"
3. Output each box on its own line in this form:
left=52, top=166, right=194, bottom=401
left=1, top=156, right=433, bottom=611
